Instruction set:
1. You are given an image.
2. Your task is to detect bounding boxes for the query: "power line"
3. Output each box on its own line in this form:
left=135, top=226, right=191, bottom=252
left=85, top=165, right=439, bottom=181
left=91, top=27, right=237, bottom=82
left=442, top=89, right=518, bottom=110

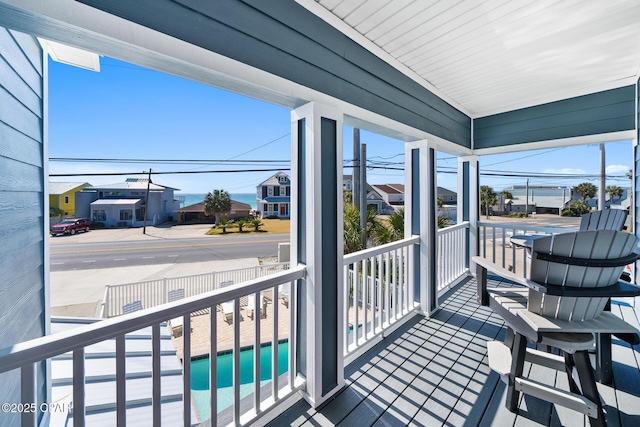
left=49, top=168, right=290, bottom=177
left=225, top=133, right=290, bottom=160
left=50, top=157, right=290, bottom=164
left=482, top=147, right=567, bottom=167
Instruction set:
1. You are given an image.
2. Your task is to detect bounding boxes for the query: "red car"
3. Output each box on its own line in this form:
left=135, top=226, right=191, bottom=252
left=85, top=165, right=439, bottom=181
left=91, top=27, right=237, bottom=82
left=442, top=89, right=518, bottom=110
left=50, top=218, right=91, bottom=236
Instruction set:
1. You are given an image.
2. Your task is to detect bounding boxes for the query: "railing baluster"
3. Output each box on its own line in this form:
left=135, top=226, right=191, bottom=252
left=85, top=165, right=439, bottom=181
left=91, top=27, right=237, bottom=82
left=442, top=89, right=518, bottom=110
left=287, top=280, right=295, bottom=389
left=354, top=260, right=360, bottom=345
left=210, top=304, right=218, bottom=426
left=391, top=249, right=398, bottom=320
left=272, top=286, right=279, bottom=401
left=343, top=264, right=349, bottom=354
left=253, top=290, right=261, bottom=414
left=151, top=324, right=161, bottom=426
left=402, top=247, right=407, bottom=312
left=233, top=298, right=240, bottom=425
left=116, top=334, right=126, bottom=427
left=21, top=362, right=36, bottom=427
left=369, top=255, right=374, bottom=333
left=384, top=252, right=390, bottom=327
left=73, top=348, right=85, bottom=427
left=183, top=314, right=191, bottom=427
left=377, top=253, right=383, bottom=332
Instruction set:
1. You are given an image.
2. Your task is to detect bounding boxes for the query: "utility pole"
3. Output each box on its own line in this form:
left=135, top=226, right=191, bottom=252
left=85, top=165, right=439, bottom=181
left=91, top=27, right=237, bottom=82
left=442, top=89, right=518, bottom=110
left=353, top=128, right=361, bottom=207
left=525, top=179, right=529, bottom=216
left=599, top=143, right=606, bottom=210
left=360, top=143, right=367, bottom=248
left=143, top=169, right=151, bottom=234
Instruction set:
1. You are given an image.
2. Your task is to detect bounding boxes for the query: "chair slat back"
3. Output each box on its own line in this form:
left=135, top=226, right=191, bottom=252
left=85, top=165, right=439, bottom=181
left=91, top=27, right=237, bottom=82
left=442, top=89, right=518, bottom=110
left=528, top=230, right=637, bottom=321
left=579, top=209, right=627, bottom=231
left=168, top=288, right=185, bottom=302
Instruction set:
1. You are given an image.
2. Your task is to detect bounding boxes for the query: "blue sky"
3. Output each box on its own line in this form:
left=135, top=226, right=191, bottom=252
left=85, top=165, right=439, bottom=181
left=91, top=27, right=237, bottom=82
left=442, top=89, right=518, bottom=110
left=48, top=57, right=633, bottom=195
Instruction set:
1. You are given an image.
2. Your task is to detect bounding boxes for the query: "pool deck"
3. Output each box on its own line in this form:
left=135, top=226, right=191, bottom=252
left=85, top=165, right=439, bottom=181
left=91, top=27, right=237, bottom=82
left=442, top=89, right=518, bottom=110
left=169, top=290, right=291, bottom=360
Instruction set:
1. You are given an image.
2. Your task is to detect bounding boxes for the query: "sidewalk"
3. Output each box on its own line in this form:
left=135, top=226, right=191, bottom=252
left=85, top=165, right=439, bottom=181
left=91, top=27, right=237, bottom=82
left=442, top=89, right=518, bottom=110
left=50, top=223, right=260, bottom=318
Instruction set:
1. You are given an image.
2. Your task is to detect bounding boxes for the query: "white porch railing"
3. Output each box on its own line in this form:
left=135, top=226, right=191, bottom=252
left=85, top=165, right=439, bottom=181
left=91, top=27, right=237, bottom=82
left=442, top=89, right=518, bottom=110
left=478, top=221, right=577, bottom=278
left=342, top=236, right=420, bottom=362
left=0, top=267, right=305, bottom=427
left=437, top=222, right=470, bottom=297
left=101, top=263, right=290, bottom=318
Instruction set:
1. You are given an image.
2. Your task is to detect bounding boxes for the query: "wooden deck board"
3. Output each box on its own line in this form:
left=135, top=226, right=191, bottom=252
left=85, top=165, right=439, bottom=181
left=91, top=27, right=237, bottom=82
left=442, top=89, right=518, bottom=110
left=258, top=277, right=640, bottom=427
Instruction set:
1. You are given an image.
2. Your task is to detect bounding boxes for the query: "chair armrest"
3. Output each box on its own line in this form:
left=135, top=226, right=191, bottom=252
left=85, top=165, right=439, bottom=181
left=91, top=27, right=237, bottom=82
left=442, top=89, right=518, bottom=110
left=543, top=280, right=640, bottom=298
left=473, top=256, right=546, bottom=291
left=472, top=256, right=547, bottom=306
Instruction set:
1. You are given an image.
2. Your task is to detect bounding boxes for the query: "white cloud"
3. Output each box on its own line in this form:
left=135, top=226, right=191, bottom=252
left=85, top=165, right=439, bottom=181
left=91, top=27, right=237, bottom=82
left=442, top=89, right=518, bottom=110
left=605, top=164, right=630, bottom=174
left=542, top=168, right=585, bottom=174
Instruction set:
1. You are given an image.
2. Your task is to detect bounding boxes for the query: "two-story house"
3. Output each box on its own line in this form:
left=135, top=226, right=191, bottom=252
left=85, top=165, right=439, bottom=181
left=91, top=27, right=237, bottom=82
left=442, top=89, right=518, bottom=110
left=49, top=182, right=91, bottom=218
left=75, top=179, right=180, bottom=227
left=256, top=172, right=290, bottom=218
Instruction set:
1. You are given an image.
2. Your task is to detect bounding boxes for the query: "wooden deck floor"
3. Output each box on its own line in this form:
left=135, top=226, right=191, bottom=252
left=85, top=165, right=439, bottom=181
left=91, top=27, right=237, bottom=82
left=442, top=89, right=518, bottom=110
left=258, top=276, right=640, bottom=427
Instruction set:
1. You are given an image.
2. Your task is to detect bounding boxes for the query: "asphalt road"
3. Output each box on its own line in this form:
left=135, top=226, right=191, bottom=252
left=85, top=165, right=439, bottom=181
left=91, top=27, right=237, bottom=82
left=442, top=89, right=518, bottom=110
left=50, top=233, right=290, bottom=271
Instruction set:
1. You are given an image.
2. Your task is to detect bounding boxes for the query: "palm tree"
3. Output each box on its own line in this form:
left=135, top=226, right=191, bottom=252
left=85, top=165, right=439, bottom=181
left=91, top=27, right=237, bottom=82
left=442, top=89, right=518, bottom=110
left=372, top=209, right=404, bottom=245
left=250, top=218, right=263, bottom=231
left=386, top=209, right=404, bottom=241
left=605, top=185, right=623, bottom=205
left=480, top=185, right=497, bottom=219
left=500, top=190, right=514, bottom=200
left=575, top=182, right=596, bottom=201
left=219, top=218, right=232, bottom=234
left=561, top=200, right=591, bottom=217
left=236, top=218, right=247, bottom=232
left=203, top=189, right=232, bottom=225
left=343, top=203, right=364, bottom=254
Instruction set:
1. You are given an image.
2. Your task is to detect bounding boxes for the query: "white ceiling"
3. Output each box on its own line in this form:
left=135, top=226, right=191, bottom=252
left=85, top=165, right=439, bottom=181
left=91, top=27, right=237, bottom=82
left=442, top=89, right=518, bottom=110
left=305, top=0, right=640, bottom=117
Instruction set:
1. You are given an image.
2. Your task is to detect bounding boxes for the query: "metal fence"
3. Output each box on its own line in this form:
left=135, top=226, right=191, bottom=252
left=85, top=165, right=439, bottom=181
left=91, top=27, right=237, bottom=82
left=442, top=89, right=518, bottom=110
left=101, top=263, right=290, bottom=317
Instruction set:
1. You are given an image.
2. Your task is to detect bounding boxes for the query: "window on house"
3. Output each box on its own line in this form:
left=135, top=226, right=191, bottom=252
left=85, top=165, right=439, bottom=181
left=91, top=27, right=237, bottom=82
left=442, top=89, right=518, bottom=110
left=120, top=210, right=133, bottom=220
left=64, top=196, right=69, bottom=204
left=92, top=210, right=106, bottom=221
left=268, top=186, right=274, bottom=196
left=280, top=186, right=286, bottom=196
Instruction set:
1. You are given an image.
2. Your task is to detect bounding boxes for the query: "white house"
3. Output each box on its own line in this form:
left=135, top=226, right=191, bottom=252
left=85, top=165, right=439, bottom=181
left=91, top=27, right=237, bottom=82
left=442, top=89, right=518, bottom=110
left=76, top=179, right=180, bottom=227
left=256, top=172, right=291, bottom=218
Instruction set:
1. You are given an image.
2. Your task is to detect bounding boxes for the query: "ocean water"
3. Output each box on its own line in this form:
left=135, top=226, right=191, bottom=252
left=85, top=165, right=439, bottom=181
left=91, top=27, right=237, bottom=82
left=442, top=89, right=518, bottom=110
left=177, top=193, right=257, bottom=210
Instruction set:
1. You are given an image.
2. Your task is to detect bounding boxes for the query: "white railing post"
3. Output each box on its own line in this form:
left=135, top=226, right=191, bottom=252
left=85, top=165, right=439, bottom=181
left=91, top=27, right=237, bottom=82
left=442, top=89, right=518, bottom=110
left=459, top=155, right=479, bottom=275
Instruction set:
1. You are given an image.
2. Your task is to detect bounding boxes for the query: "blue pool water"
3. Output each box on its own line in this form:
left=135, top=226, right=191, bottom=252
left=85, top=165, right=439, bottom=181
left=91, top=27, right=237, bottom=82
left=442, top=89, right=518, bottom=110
left=191, top=341, right=289, bottom=421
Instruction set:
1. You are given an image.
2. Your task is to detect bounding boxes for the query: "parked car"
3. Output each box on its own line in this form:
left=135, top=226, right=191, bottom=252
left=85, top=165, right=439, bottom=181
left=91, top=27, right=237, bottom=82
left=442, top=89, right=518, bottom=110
left=50, top=218, right=91, bottom=236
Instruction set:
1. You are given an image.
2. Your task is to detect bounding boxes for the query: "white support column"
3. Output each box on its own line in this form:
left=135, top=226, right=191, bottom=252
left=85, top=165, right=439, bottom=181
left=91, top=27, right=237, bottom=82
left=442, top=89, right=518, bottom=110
left=291, top=102, right=344, bottom=407
left=458, top=156, right=479, bottom=274
left=405, top=141, right=437, bottom=316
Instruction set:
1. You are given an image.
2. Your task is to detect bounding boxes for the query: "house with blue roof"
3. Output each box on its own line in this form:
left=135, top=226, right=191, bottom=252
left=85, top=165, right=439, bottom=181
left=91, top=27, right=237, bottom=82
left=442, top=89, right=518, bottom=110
left=256, top=172, right=290, bottom=218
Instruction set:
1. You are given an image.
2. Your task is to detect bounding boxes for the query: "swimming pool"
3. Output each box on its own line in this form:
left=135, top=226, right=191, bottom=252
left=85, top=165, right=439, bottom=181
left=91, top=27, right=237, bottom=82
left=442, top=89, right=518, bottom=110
left=191, top=341, right=289, bottom=421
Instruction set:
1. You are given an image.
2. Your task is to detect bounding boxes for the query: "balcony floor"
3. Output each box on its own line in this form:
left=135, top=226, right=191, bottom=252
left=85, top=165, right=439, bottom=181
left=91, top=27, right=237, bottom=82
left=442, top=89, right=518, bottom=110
left=260, top=276, right=640, bottom=427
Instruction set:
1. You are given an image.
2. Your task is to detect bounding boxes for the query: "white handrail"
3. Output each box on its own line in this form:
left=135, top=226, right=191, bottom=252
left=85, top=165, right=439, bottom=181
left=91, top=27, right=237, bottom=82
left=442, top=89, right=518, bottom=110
left=437, top=221, right=469, bottom=234
left=343, top=236, right=419, bottom=264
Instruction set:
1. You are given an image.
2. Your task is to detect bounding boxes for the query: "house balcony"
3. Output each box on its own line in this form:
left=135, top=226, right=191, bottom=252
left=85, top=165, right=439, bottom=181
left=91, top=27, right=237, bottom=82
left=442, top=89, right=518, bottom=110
left=2, top=221, right=637, bottom=426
